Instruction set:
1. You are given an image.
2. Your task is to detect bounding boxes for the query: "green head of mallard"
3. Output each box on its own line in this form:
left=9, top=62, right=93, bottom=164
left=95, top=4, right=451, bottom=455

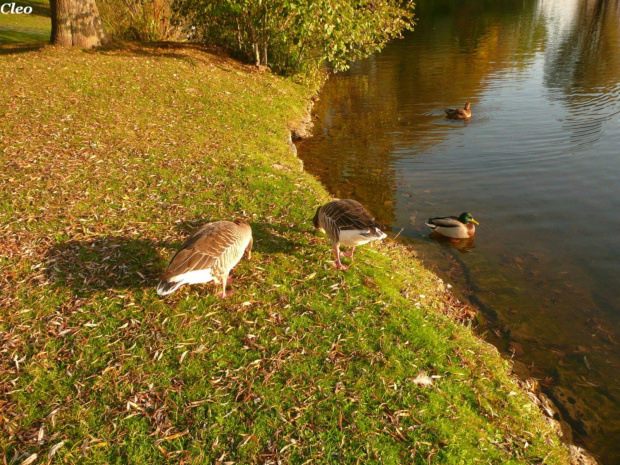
left=458, top=212, right=479, bottom=225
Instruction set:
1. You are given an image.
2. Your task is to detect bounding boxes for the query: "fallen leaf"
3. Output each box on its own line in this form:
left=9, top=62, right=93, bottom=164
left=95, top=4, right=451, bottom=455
left=411, top=372, right=433, bottom=388
left=21, top=454, right=38, bottom=465
left=48, top=441, right=65, bottom=459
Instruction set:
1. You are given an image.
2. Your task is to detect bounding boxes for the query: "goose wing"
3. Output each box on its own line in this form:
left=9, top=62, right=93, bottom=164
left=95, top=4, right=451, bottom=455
left=162, top=221, right=247, bottom=280
left=320, top=199, right=383, bottom=243
left=324, top=200, right=378, bottom=229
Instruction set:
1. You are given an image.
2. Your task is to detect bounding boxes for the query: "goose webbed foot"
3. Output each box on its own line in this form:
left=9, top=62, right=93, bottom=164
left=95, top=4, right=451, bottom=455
left=214, top=276, right=235, bottom=298
left=331, top=246, right=349, bottom=270
left=215, top=289, right=236, bottom=298
left=332, top=261, right=349, bottom=270
left=342, top=247, right=356, bottom=259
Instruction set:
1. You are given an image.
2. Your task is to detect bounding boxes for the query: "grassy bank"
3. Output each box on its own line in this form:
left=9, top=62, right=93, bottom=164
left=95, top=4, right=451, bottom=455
left=0, top=43, right=570, bottom=464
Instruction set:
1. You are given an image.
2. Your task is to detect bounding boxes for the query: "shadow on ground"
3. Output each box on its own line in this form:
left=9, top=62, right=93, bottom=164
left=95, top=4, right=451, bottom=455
left=94, top=42, right=245, bottom=71
left=45, top=237, right=164, bottom=295
left=0, top=42, right=46, bottom=55
left=44, top=221, right=308, bottom=296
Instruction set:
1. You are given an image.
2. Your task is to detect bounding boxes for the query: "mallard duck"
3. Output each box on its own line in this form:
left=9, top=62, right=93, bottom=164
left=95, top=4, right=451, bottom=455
left=157, top=219, right=252, bottom=297
left=313, top=199, right=387, bottom=270
left=426, top=212, right=479, bottom=239
left=445, top=102, right=471, bottom=119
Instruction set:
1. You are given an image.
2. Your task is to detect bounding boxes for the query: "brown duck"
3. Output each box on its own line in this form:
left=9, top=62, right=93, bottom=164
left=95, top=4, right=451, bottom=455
left=157, top=219, right=252, bottom=297
left=445, top=102, right=471, bottom=119
left=313, top=199, right=386, bottom=270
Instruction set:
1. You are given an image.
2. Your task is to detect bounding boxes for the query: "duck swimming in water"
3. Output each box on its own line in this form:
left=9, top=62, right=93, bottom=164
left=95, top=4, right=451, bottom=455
left=445, top=102, right=471, bottom=119
left=426, top=212, right=479, bottom=239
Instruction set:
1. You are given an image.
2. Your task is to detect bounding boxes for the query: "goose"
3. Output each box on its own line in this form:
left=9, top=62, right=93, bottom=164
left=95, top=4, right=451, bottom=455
left=313, top=199, right=387, bottom=270
left=157, top=219, right=252, bottom=297
left=445, top=102, right=471, bottom=119
left=426, top=212, right=479, bottom=239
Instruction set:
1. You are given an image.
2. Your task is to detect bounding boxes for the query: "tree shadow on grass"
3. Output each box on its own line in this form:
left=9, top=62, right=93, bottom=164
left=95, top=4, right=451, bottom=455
left=45, top=237, right=165, bottom=296
left=93, top=42, right=243, bottom=71
left=0, top=42, right=46, bottom=55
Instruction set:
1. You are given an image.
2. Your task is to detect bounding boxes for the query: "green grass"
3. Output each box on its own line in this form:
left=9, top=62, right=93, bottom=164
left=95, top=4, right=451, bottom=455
left=0, top=43, right=570, bottom=464
left=0, top=0, right=50, bottom=45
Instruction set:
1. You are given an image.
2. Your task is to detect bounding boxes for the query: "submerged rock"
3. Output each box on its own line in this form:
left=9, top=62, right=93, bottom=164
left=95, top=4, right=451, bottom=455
left=511, top=360, right=530, bottom=379
left=508, top=341, right=525, bottom=356
left=544, top=416, right=574, bottom=444
left=539, top=392, right=562, bottom=420
left=538, top=393, right=575, bottom=443
left=550, top=387, right=602, bottom=438
left=505, top=322, right=540, bottom=343
left=569, top=445, right=600, bottom=465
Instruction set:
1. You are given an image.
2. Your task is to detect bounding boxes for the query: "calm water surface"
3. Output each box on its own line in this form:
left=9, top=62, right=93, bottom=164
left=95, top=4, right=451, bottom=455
left=297, top=0, right=620, bottom=461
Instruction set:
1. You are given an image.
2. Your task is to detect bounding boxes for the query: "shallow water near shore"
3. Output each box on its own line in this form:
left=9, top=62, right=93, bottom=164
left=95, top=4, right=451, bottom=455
left=297, top=0, right=620, bottom=461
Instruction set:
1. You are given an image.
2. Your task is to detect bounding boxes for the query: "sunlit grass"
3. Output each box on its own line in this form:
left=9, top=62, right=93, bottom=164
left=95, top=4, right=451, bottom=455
left=0, top=43, right=570, bottom=463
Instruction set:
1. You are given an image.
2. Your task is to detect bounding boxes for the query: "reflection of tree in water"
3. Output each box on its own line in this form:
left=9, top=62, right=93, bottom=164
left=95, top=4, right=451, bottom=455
left=544, top=0, right=620, bottom=149
left=300, top=70, right=401, bottom=227
left=298, top=0, right=546, bottom=228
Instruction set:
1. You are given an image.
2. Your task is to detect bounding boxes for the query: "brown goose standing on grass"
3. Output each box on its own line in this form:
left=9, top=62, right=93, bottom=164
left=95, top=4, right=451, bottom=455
left=313, top=199, right=387, bottom=270
left=157, top=219, right=252, bottom=297
left=445, top=102, right=471, bottom=119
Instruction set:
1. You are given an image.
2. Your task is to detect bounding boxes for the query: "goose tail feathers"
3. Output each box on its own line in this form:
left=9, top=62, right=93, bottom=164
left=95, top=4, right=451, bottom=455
left=157, top=280, right=184, bottom=296
left=374, top=227, right=387, bottom=239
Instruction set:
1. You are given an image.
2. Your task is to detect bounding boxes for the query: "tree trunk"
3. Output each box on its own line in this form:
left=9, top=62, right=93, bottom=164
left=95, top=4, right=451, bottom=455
left=236, top=20, right=243, bottom=51
left=253, top=42, right=260, bottom=67
left=50, top=0, right=108, bottom=48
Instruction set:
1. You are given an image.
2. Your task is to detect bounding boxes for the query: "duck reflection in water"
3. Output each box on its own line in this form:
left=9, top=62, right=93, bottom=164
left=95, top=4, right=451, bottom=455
left=429, top=233, right=476, bottom=253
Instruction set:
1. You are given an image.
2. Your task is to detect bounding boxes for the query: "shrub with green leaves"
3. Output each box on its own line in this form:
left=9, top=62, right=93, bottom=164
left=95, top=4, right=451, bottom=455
left=174, top=0, right=415, bottom=74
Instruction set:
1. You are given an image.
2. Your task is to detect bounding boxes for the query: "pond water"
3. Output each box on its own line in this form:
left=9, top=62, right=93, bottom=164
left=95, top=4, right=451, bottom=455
left=296, top=0, right=620, bottom=461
